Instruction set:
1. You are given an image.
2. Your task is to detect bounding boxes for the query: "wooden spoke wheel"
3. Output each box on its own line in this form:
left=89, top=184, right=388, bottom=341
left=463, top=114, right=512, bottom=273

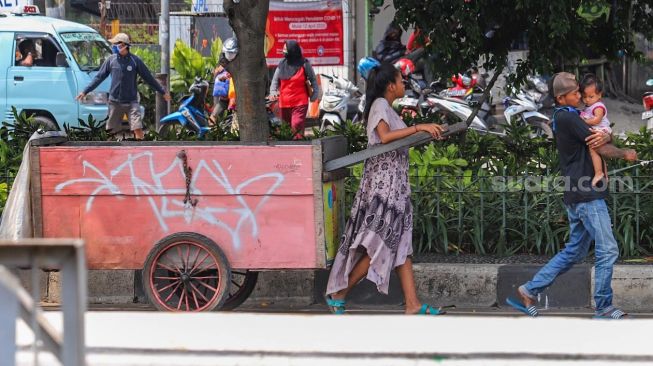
left=143, top=232, right=231, bottom=312
left=220, top=270, right=259, bottom=311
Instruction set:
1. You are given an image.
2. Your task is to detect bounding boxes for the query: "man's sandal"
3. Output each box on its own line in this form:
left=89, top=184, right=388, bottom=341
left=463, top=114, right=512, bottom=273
left=325, top=295, right=346, bottom=315
left=593, top=307, right=629, bottom=320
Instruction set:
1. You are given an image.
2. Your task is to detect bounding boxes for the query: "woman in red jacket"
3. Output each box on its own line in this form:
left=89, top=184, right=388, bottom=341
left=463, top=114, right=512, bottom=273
left=270, top=40, right=319, bottom=138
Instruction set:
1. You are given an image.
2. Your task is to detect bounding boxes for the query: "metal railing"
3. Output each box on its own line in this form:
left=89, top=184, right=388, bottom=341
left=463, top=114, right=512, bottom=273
left=0, top=239, right=86, bottom=366
left=345, top=171, right=653, bottom=256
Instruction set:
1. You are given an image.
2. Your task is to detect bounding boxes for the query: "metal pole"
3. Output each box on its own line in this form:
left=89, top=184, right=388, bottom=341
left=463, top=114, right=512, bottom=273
left=366, top=1, right=373, bottom=55
left=156, top=0, right=171, bottom=130
left=100, top=0, right=107, bottom=38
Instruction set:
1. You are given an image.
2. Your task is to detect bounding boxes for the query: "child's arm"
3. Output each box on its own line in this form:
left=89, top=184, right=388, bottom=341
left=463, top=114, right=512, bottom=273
left=583, top=107, right=605, bottom=126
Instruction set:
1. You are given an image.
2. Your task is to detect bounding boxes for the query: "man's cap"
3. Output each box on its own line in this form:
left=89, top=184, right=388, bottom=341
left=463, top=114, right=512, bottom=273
left=552, top=72, right=578, bottom=97
left=108, top=33, right=130, bottom=45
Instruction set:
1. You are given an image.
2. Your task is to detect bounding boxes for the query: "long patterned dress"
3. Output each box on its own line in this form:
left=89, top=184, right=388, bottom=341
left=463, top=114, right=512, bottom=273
left=326, top=97, right=413, bottom=295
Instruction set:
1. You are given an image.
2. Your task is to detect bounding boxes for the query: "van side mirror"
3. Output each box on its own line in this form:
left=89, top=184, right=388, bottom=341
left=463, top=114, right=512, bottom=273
left=56, top=52, right=68, bottom=67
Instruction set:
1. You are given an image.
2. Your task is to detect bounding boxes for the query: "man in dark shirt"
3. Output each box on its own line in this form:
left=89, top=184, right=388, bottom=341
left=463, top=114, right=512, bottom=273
left=76, top=33, right=171, bottom=140
left=507, top=72, right=637, bottom=319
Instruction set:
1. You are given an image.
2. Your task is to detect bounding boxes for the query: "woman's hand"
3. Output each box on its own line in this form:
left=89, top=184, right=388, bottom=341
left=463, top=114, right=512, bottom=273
left=416, top=123, right=446, bottom=139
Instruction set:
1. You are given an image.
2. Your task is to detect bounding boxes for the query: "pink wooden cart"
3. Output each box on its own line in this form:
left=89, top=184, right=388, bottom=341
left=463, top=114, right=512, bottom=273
left=28, top=137, right=348, bottom=311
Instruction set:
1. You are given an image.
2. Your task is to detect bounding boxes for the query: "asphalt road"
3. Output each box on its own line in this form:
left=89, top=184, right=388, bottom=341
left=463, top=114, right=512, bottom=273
left=16, top=310, right=653, bottom=366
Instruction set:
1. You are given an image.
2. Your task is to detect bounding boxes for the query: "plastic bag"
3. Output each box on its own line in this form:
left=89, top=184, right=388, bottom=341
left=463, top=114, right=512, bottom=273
left=0, top=131, right=67, bottom=239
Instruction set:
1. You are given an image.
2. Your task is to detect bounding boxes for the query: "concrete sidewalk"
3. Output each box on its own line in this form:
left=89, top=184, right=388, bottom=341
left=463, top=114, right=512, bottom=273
left=16, top=312, right=653, bottom=365
left=22, top=262, right=653, bottom=313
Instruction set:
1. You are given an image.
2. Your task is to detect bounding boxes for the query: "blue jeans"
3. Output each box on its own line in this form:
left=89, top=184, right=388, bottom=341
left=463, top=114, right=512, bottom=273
left=522, top=199, right=619, bottom=313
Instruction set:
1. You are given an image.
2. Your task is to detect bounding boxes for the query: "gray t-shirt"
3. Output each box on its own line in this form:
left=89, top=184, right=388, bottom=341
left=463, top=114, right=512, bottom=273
left=366, top=98, right=407, bottom=146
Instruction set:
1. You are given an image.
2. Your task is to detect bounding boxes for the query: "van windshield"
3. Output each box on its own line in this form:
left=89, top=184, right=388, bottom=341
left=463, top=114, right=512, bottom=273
left=60, top=32, right=112, bottom=71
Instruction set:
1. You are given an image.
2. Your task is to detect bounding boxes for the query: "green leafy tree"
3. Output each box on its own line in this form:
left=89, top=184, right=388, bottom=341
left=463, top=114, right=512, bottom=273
left=393, top=0, right=653, bottom=122
left=170, top=38, right=222, bottom=93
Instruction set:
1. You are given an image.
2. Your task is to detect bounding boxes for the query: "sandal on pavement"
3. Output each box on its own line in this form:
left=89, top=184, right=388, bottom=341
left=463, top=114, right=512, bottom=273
left=417, top=304, right=449, bottom=315
left=593, top=307, right=629, bottom=320
left=325, top=294, right=346, bottom=315
left=506, top=297, right=539, bottom=317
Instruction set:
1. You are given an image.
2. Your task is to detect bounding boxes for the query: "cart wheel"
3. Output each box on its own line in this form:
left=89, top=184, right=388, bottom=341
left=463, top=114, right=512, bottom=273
left=143, top=232, right=231, bottom=312
left=220, top=270, right=259, bottom=311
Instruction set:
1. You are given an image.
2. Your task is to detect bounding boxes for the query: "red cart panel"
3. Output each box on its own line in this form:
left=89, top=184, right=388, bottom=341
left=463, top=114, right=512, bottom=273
left=38, top=145, right=321, bottom=270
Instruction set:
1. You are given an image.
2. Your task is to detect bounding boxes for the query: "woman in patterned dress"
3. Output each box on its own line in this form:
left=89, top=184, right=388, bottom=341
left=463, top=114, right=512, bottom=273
left=325, top=62, right=446, bottom=315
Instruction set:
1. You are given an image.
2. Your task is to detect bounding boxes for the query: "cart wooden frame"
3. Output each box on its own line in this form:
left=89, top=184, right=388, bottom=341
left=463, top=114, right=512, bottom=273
left=29, top=137, right=349, bottom=311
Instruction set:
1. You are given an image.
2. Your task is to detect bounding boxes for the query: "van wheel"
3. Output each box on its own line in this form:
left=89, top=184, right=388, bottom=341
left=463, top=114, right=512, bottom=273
left=33, top=116, right=58, bottom=131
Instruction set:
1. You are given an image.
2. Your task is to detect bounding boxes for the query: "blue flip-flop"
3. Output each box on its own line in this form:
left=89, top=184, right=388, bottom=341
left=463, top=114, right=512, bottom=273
left=325, top=294, right=346, bottom=315
left=506, top=297, right=538, bottom=317
left=417, top=304, right=449, bottom=315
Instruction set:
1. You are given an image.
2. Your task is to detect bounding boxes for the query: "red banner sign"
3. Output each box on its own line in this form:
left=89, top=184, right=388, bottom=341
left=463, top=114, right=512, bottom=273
left=266, top=0, right=343, bottom=66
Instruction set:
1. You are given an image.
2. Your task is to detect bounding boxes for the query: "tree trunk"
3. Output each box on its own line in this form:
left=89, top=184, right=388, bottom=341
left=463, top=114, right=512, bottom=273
left=224, top=0, right=270, bottom=142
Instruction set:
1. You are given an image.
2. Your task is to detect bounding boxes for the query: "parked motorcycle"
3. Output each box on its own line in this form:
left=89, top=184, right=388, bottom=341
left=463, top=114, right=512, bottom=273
left=426, top=93, right=504, bottom=137
left=394, top=73, right=431, bottom=118
left=159, top=77, right=211, bottom=138
left=441, top=72, right=477, bottom=99
left=432, top=71, right=498, bottom=132
left=319, top=74, right=361, bottom=131
left=643, top=79, right=653, bottom=130
left=502, top=74, right=553, bottom=138
left=503, top=94, right=552, bottom=138
left=516, top=75, right=554, bottom=111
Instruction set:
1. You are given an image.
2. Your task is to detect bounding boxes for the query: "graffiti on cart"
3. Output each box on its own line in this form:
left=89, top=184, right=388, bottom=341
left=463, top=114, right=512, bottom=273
left=55, top=152, right=285, bottom=250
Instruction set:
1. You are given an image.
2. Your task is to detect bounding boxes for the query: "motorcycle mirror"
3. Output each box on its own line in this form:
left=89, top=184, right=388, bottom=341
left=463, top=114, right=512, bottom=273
left=647, top=79, right=653, bottom=87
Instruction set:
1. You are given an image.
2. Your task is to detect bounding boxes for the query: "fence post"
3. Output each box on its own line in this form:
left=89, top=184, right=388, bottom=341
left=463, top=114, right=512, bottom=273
left=523, top=174, right=528, bottom=249
left=501, top=167, right=507, bottom=254
left=457, top=175, right=463, bottom=250
left=436, top=169, right=442, bottom=253
left=155, top=73, right=169, bottom=131
left=635, top=166, right=640, bottom=254
left=0, top=276, right=18, bottom=366
left=479, top=175, right=484, bottom=251
left=156, top=0, right=171, bottom=131
left=61, top=245, right=87, bottom=366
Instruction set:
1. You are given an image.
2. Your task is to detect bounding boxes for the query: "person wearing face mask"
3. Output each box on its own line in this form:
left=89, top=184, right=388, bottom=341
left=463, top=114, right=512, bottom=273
left=76, top=33, right=172, bottom=140
left=269, top=40, right=319, bottom=138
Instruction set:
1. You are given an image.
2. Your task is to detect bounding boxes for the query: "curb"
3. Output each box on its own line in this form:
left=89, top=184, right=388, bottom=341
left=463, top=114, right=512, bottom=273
left=28, top=263, right=653, bottom=311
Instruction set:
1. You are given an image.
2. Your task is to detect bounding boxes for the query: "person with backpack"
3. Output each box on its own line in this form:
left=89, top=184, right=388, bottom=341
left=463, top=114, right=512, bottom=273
left=210, top=64, right=231, bottom=125
left=269, top=40, right=319, bottom=138
left=76, top=33, right=171, bottom=140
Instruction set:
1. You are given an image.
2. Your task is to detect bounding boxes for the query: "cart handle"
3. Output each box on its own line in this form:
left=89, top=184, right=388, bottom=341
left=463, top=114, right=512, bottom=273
left=323, top=122, right=467, bottom=172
